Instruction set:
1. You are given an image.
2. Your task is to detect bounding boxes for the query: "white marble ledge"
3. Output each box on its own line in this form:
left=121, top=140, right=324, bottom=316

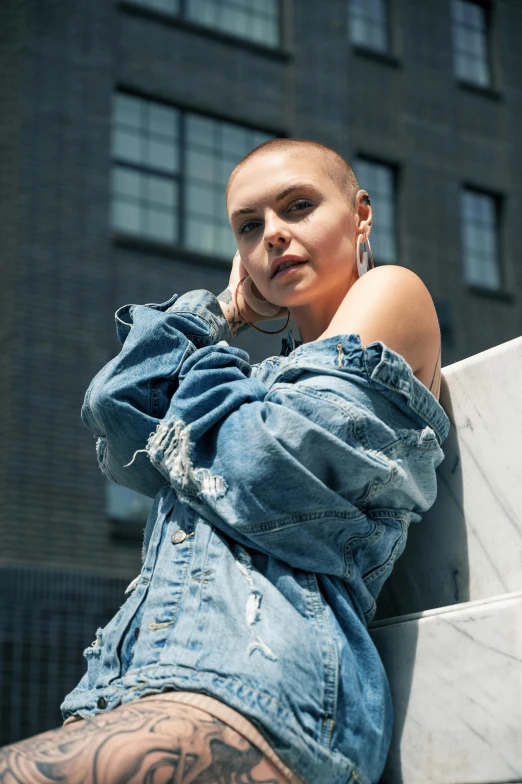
left=376, top=335, right=522, bottom=619
left=370, top=591, right=522, bottom=784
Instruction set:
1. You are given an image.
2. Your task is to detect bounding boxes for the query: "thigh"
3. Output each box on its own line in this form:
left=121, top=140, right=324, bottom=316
left=0, top=697, right=289, bottom=784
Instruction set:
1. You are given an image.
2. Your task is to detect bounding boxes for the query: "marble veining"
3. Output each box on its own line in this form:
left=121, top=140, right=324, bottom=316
left=371, top=592, right=522, bottom=784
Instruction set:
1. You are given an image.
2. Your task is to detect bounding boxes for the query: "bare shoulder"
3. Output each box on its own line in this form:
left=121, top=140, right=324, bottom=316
left=321, top=265, right=441, bottom=388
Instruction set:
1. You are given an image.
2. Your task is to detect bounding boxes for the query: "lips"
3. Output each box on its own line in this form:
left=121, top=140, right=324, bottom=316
left=270, top=256, right=308, bottom=278
left=272, top=260, right=308, bottom=278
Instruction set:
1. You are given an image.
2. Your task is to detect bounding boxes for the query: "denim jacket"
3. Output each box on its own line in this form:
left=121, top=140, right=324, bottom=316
left=61, top=289, right=450, bottom=784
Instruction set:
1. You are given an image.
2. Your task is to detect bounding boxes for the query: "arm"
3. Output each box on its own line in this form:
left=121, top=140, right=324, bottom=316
left=82, top=290, right=234, bottom=498
left=140, top=342, right=445, bottom=580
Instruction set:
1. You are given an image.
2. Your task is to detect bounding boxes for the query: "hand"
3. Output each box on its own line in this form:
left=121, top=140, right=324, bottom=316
left=217, top=251, right=288, bottom=338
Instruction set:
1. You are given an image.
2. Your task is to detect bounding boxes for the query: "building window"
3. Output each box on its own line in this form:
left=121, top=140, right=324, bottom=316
left=128, top=0, right=281, bottom=48
left=138, top=0, right=181, bottom=13
left=353, top=158, right=397, bottom=264
left=111, top=94, right=180, bottom=243
left=451, top=0, right=491, bottom=87
left=111, top=92, right=274, bottom=256
left=348, top=0, right=390, bottom=53
left=106, top=481, right=154, bottom=526
left=460, top=188, right=500, bottom=289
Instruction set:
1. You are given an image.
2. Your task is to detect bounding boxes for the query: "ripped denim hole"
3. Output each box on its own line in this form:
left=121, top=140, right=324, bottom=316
left=123, top=420, right=227, bottom=499
left=233, top=545, right=278, bottom=661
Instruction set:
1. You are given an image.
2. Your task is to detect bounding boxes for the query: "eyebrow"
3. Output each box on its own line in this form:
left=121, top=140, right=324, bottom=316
left=230, top=183, right=318, bottom=221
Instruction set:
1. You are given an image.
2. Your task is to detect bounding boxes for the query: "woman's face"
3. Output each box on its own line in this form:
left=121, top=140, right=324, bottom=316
left=227, top=150, right=361, bottom=310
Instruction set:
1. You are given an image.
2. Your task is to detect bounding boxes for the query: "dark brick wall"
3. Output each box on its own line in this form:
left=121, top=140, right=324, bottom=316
left=0, top=566, right=128, bottom=744
left=0, top=0, right=27, bottom=564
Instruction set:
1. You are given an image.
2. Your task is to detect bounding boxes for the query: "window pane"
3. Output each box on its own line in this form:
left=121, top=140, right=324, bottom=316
left=186, top=183, right=215, bottom=216
left=222, top=7, right=249, bottom=38
left=112, top=199, right=141, bottom=234
left=186, top=0, right=218, bottom=25
left=112, top=129, right=142, bottom=163
left=461, top=189, right=500, bottom=288
left=216, top=157, right=235, bottom=187
left=106, top=481, right=154, bottom=525
left=349, top=0, right=389, bottom=51
left=113, top=94, right=142, bottom=130
left=221, top=124, right=251, bottom=157
left=186, top=114, right=215, bottom=150
left=145, top=174, right=176, bottom=208
left=185, top=218, right=215, bottom=253
left=144, top=208, right=177, bottom=242
left=250, top=15, right=272, bottom=45
left=112, top=166, right=142, bottom=199
left=452, top=0, right=490, bottom=86
left=148, top=104, right=178, bottom=139
left=186, top=149, right=215, bottom=182
left=186, top=0, right=279, bottom=47
left=111, top=93, right=181, bottom=244
left=472, top=58, right=489, bottom=86
left=149, top=0, right=180, bottom=13
left=145, top=138, right=178, bottom=172
left=215, top=224, right=235, bottom=257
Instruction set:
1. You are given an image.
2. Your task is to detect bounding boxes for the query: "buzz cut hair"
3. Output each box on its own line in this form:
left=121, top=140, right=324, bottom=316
left=226, top=138, right=360, bottom=208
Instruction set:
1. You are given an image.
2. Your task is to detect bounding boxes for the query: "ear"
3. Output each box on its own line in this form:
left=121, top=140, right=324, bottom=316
left=354, top=189, right=372, bottom=239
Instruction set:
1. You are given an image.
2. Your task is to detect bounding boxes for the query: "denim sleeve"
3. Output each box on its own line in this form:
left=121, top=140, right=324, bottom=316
left=140, top=343, right=440, bottom=577
left=81, top=290, right=232, bottom=498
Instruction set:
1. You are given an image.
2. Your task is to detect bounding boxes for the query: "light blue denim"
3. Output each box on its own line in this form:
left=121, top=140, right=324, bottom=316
left=61, top=289, right=450, bottom=784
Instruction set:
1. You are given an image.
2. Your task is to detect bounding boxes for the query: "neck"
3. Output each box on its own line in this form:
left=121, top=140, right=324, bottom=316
left=289, top=272, right=358, bottom=343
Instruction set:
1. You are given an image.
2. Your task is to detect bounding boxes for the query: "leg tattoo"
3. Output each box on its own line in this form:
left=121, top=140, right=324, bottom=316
left=0, top=699, right=285, bottom=783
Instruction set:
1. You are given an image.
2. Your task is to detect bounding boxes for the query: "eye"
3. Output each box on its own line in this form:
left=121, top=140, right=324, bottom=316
left=237, top=220, right=260, bottom=236
left=289, top=198, right=313, bottom=212
left=237, top=199, right=314, bottom=236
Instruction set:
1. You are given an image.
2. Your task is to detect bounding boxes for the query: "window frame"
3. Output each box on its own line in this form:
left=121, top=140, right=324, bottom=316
left=110, top=90, right=281, bottom=261
left=118, top=0, right=285, bottom=56
left=347, top=0, right=393, bottom=57
left=451, top=0, right=493, bottom=90
left=460, top=185, right=503, bottom=293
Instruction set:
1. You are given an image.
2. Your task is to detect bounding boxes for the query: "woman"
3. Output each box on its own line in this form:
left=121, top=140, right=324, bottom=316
left=0, top=139, right=448, bottom=783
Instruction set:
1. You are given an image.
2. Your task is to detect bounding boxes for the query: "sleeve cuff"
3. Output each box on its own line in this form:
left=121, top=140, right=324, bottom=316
left=114, top=289, right=232, bottom=346
left=166, top=289, right=233, bottom=344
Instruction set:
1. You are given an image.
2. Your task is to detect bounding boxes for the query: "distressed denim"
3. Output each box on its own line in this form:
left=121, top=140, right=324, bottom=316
left=61, top=289, right=450, bottom=784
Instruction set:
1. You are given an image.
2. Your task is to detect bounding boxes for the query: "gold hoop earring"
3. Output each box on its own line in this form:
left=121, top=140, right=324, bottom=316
left=234, top=276, right=291, bottom=334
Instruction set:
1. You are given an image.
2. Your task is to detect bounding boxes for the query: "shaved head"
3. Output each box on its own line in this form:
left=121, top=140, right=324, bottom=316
left=226, top=138, right=359, bottom=210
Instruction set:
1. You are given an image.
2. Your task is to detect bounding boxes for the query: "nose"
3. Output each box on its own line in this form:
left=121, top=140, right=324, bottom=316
left=263, top=211, right=291, bottom=249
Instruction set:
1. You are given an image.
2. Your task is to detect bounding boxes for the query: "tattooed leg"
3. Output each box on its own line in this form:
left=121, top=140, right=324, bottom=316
left=0, top=698, right=289, bottom=784
left=216, top=288, right=251, bottom=339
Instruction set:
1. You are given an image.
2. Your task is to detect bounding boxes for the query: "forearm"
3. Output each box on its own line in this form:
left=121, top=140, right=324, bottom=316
left=216, top=287, right=251, bottom=340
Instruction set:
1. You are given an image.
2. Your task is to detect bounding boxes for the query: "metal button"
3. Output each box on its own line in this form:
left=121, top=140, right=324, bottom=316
left=171, top=530, right=187, bottom=545
left=97, top=696, right=108, bottom=710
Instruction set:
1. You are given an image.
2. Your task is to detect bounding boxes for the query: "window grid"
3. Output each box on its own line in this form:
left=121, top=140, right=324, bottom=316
left=348, top=0, right=389, bottom=53
left=451, top=0, right=491, bottom=87
left=111, top=94, right=181, bottom=243
left=461, top=189, right=500, bottom=289
left=127, top=0, right=280, bottom=48
left=110, top=92, right=275, bottom=257
left=353, top=159, right=397, bottom=264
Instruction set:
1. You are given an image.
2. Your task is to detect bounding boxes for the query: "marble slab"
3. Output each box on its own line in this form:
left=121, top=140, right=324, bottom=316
left=376, top=335, right=522, bottom=619
left=370, top=592, right=522, bottom=784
